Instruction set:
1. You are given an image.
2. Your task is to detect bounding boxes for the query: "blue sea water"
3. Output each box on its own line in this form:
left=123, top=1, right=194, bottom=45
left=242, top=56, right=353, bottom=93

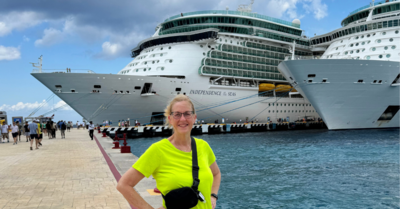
left=127, top=129, right=400, bottom=209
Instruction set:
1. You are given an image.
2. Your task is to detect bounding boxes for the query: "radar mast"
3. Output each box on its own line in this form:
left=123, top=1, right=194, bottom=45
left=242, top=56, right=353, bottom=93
left=237, top=0, right=254, bottom=13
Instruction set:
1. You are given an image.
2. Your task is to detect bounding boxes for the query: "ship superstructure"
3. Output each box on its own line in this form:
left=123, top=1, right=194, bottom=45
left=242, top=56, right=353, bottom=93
left=32, top=2, right=321, bottom=125
left=278, top=0, right=400, bottom=130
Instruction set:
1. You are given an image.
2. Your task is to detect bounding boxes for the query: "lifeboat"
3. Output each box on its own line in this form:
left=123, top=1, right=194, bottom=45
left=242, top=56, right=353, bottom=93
left=275, top=85, right=292, bottom=92
left=259, top=83, right=275, bottom=91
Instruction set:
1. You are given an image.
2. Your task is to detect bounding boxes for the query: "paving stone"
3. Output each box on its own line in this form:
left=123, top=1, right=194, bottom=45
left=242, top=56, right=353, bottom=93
left=0, top=129, right=130, bottom=209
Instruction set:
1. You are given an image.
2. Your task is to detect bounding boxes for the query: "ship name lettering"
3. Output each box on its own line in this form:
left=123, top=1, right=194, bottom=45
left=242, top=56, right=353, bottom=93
left=189, top=90, right=235, bottom=96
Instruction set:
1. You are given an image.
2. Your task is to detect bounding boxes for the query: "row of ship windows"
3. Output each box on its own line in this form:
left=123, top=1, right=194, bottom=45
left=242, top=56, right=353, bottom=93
left=122, top=60, right=174, bottom=74
left=327, top=45, right=396, bottom=57
left=121, top=67, right=166, bottom=74
left=268, top=110, right=315, bottom=113
left=357, top=79, right=384, bottom=84
left=144, top=46, right=172, bottom=54
left=327, top=54, right=393, bottom=59
left=311, top=19, right=399, bottom=45
left=335, top=38, right=396, bottom=49
left=269, top=103, right=312, bottom=107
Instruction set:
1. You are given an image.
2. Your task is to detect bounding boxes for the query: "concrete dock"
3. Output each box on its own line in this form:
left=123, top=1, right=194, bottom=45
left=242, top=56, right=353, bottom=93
left=0, top=129, right=162, bottom=209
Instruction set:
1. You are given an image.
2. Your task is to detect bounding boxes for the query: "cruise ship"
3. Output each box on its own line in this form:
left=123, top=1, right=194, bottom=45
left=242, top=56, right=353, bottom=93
left=278, top=0, right=400, bottom=130
left=31, top=1, right=320, bottom=125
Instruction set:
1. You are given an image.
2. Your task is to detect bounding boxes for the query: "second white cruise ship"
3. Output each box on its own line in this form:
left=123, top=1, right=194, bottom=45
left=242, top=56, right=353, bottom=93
left=278, top=0, right=400, bottom=130
left=31, top=1, right=320, bottom=125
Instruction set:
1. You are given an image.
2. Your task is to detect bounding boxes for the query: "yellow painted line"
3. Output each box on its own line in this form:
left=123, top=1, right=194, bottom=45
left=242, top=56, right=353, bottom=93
left=147, top=189, right=162, bottom=196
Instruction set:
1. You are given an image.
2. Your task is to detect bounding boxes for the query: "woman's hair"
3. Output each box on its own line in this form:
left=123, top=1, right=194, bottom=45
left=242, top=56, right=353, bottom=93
left=164, top=94, right=196, bottom=127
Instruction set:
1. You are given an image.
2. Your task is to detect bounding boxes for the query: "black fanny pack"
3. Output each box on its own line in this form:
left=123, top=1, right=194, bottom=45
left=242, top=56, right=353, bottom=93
left=162, top=137, right=201, bottom=209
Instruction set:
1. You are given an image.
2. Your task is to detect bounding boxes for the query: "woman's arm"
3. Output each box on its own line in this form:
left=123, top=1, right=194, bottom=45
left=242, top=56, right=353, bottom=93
left=116, top=167, right=155, bottom=209
left=210, top=161, right=221, bottom=209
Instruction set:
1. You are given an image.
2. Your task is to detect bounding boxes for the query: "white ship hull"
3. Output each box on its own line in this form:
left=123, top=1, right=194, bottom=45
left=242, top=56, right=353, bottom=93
left=32, top=72, right=318, bottom=125
left=278, top=59, right=400, bottom=130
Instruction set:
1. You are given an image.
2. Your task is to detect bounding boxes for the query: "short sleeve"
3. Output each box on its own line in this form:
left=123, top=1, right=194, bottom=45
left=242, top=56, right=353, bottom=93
left=204, top=141, right=216, bottom=166
left=132, top=144, right=161, bottom=178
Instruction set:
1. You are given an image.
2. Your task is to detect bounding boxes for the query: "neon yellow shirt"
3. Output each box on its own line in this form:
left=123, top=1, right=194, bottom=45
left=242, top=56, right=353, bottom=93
left=37, top=123, right=42, bottom=134
left=133, top=138, right=216, bottom=209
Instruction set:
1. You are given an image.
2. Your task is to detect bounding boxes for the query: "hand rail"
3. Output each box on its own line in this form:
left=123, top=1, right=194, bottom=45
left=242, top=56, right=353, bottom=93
left=164, top=10, right=300, bottom=28
left=31, top=69, right=96, bottom=74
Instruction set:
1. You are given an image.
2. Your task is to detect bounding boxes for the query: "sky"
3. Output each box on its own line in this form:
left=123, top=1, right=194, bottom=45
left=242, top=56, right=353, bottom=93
left=0, top=0, right=373, bottom=123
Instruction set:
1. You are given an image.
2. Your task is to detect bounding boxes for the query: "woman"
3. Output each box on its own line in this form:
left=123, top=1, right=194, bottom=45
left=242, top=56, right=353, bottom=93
left=117, top=95, right=221, bottom=209
left=10, top=122, right=19, bottom=145
left=24, top=121, right=30, bottom=142
left=46, top=121, right=51, bottom=138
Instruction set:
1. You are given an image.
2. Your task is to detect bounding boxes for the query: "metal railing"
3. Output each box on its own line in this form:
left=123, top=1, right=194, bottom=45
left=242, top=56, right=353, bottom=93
left=284, top=55, right=365, bottom=60
left=164, top=10, right=301, bottom=28
left=31, top=69, right=96, bottom=74
left=284, top=56, right=321, bottom=60
left=349, top=0, right=399, bottom=16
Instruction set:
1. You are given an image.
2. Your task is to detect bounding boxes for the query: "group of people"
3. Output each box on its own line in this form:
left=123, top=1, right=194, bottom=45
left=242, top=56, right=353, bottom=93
left=1, top=120, right=75, bottom=150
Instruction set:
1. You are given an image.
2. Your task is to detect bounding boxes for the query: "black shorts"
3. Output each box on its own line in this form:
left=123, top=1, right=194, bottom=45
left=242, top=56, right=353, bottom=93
left=38, top=134, right=43, bottom=139
left=30, top=134, right=38, bottom=140
left=12, top=133, right=18, bottom=138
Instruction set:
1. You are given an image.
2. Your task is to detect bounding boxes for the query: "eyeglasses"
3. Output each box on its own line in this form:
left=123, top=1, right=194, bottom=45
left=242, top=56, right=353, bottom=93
left=171, top=111, right=194, bottom=120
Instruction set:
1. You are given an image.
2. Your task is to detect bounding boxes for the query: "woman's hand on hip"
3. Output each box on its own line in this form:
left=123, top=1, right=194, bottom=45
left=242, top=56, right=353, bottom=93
left=211, top=196, right=217, bottom=209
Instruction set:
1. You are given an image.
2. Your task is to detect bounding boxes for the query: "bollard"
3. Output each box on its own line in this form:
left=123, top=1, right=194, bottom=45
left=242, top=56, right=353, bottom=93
left=120, top=133, right=131, bottom=153
left=102, top=132, right=107, bottom=137
left=98, top=128, right=101, bottom=134
left=112, top=132, right=120, bottom=149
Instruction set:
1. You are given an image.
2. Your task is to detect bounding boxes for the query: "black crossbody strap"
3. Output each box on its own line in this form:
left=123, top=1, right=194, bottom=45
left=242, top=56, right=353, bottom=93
left=191, top=137, right=200, bottom=192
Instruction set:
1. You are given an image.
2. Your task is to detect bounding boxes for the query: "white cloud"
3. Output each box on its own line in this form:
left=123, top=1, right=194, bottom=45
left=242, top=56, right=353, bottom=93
left=34, top=28, right=64, bottom=47
left=23, top=35, right=30, bottom=42
left=0, top=11, right=43, bottom=37
left=0, top=100, right=72, bottom=113
left=303, top=0, right=328, bottom=20
left=0, top=45, right=21, bottom=61
left=95, top=31, right=147, bottom=59
left=0, top=101, right=44, bottom=111
left=54, top=101, right=72, bottom=111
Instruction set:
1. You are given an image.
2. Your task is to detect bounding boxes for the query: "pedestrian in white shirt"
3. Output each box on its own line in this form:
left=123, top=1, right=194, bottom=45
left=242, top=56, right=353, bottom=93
left=11, top=122, right=19, bottom=145
left=88, top=121, right=95, bottom=140
left=1, top=121, right=9, bottom=143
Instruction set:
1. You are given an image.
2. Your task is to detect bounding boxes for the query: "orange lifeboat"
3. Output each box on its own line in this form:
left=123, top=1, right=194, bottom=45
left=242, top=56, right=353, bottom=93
left=259, top=83, right=275, bottom=92
left=275, top=85, right=292, bottom=92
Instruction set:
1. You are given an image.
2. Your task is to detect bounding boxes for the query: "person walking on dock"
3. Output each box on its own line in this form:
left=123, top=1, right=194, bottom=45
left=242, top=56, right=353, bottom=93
left=67, top=122, right=71, bottom=132
left=1, top=121, right=9, bottom=143
left=60, top=121, right=66, bottom=138
left=28, top=120, right=39, bottom=150
left=17, top=121, right=23, bottom=142
left=37, top=121, right=43, bottom=146
left=52, top=122, right=57, bottom=138
left=88, top=121, right=95, bottom=140
left=24, top=122, right=30, bottom=142
left=11, top=122, right=19, bottom=145
left=117, top=95, right=221, bottom=209
left=46, top=121, right=51, bottom=138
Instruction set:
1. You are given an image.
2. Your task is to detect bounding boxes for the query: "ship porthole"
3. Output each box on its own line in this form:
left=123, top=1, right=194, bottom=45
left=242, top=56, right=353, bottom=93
left=379, top=55, right=383, bottom=59
left=384, top=46, right=388, bottom=50
left=395, top=30, right=399, bottom=34
left=389, top=38, right=394, bottom=42
left=392, top=46, right=396, bottom=49
left=386, top=54, right=391, bottom=58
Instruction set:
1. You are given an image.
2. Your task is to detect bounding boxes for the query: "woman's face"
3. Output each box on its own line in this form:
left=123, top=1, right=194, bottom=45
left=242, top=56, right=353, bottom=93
left=168, top=101, right=196, bottom=134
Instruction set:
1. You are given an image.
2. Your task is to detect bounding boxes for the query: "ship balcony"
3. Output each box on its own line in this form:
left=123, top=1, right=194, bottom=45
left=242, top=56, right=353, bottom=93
left=31, top=69, right=96, bottom=74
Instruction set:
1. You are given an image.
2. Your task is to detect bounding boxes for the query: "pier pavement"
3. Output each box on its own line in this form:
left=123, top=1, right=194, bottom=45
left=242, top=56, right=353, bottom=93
left=0, top=128, right=160, bottom=209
